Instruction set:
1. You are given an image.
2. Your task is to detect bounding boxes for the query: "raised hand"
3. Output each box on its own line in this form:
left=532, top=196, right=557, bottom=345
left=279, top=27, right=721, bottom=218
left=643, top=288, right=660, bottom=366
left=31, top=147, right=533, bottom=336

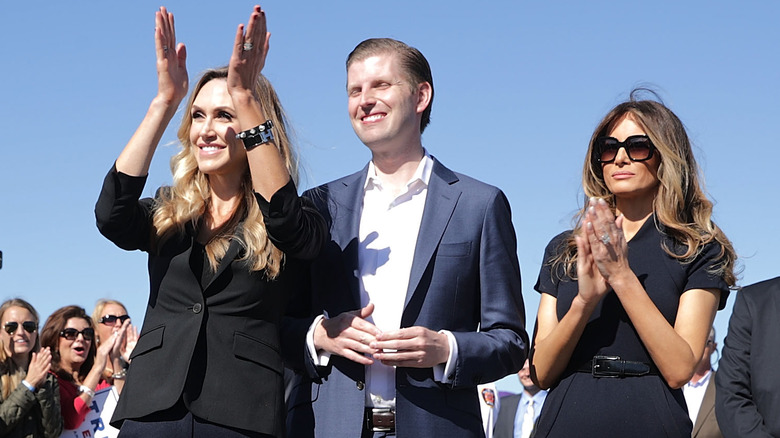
left=122, top=324, right=139, bottom=363
left=155, top=7, right=188, bottom=105
left=25, top=347, right=52, bottom=389
left=314, top=303, right=381, bottom=366
left=110, top=319, right=132, bottom=362
left=227, top=5, right=270, bottom=97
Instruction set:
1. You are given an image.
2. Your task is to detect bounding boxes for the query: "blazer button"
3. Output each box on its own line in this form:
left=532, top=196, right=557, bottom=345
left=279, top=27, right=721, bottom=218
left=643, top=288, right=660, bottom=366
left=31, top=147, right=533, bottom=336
left=356, top=381, right=365, bottom=391
left=192, top=303, right=203, bottom=314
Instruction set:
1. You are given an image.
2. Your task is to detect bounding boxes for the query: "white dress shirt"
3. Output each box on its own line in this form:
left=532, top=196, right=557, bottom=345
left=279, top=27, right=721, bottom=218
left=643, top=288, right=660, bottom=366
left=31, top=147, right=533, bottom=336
left=683, top=369, right=712, bottom=426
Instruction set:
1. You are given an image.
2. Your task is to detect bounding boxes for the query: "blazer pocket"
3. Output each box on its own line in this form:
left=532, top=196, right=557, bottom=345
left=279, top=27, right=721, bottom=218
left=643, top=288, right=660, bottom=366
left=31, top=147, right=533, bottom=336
left=129, top=324, right=164, bottom=360
left=233, top=332, right=283, bottom=375
left=437, top=242, right=471, bottom=257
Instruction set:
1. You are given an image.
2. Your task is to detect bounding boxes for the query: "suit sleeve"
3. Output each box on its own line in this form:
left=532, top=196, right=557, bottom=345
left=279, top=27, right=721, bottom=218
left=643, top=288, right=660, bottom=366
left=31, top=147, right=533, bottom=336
left=449, top=189, right=528, bottom=387
left=715, top=290, right=772, bottom=438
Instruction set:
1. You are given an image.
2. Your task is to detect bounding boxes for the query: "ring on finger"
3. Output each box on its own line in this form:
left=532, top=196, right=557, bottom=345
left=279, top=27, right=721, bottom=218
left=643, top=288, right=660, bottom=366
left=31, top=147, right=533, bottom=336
left=600, top=233, right=611, bottom=245
left=162, top=46, right=169, bottom=54
left=243, top=41, right=254, bottom=51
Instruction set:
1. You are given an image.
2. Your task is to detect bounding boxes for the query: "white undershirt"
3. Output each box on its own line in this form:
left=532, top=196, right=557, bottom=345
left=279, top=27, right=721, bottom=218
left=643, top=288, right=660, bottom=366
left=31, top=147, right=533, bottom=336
left=683, top=369, right=712, bottom=425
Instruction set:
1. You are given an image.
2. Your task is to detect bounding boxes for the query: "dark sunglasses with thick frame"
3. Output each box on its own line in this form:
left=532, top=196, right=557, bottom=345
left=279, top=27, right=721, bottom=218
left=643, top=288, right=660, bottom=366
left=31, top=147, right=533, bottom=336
left=3, top=321, right=37, bottom=334
left=593, top=135, right=656, bottom=164
left=99, top=314, right=130, bottom=325
left=59, top=327, right=95, bottom=341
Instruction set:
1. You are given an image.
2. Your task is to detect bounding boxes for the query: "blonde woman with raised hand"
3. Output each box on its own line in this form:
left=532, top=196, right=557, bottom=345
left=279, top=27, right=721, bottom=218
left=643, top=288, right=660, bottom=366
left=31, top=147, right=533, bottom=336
left=95, top=5, right=325, bottom=437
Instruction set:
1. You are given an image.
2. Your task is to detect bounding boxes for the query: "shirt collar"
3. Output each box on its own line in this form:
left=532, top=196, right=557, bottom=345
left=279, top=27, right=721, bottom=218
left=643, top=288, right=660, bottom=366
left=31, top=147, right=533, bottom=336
left=364, top=150, right=433, bottom=191
left=687, top=369, right=713, bottom=389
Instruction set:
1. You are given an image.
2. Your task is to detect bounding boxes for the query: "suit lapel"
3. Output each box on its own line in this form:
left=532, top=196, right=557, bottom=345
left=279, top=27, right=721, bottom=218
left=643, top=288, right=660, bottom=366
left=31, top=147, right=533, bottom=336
left=404, top=158, right=460, bottom=308
left=692, top=372, right=717, bottom=436
left=203, top=223, right=245, bottom=293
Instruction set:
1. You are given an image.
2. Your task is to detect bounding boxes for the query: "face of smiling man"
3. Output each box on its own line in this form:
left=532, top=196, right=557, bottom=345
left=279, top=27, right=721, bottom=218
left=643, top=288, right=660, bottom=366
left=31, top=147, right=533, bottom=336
left=346, top=52, right=430, bottom=155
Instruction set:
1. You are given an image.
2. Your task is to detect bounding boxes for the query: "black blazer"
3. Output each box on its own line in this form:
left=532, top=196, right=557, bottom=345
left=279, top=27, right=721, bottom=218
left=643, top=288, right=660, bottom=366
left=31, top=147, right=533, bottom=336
left=95, top=167, right=325, bottom=436
left=716, top=276, right=780, bottom=438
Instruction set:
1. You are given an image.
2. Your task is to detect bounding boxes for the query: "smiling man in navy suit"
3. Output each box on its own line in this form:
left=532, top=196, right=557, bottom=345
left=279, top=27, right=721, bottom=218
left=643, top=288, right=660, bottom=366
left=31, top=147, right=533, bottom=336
left=287, top=38, right=527, bottom=438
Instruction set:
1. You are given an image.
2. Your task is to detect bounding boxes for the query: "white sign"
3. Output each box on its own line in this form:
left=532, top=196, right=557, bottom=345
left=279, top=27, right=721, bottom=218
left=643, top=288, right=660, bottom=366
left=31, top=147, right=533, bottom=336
left=59, top=386, right=120, bottom=438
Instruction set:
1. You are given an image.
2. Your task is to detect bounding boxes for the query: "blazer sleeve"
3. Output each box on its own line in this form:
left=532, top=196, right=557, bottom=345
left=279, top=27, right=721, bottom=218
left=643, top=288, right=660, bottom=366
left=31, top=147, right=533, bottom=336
left=255, top=178, right=327, bottom=261
left=449, top=189, right=528, bottom=387
left=95, top=164, right=155, bottom=252
left=715, top=289, right=772, bottom=438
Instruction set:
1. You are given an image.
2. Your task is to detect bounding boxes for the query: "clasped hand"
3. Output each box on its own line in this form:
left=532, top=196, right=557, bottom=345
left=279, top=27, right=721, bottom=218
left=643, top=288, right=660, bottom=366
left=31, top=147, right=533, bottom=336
left=576, top=198, right=631, bottom=303
left=314, top=303, right=450, bottom=368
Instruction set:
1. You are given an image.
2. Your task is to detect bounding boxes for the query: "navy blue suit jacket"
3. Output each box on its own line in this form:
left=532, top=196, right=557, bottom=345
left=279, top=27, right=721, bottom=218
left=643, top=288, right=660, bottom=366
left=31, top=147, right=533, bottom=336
left=288, top=157, right=527, bottom=437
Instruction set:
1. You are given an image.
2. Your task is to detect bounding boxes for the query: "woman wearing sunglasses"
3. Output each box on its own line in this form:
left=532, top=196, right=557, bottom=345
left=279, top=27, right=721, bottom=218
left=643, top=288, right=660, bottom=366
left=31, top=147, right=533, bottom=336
left=91, top=299, right=138, bottom=385
left=40, top=305, right=128, bottom=430
left=529, top=90, right=737, bottom=437
left=0, top=299, right=62, bottom=438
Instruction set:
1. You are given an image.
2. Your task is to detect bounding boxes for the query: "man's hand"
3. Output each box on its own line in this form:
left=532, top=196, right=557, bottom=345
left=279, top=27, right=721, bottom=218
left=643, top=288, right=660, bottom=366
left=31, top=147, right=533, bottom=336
left=371, top=326, right=450, bottom=368
left=314, top=303, right=381, bottom=365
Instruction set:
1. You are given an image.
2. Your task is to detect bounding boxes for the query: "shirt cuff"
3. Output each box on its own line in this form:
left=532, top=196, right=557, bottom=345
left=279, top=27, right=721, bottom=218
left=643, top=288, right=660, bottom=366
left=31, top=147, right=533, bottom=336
left=433, top=330, right=458, bottom=383
left=306, top=314, right=331, bottom=366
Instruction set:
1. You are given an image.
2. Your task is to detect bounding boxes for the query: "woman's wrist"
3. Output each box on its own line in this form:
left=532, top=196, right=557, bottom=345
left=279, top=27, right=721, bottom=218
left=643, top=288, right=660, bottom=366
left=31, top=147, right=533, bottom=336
left=21, top=379, right=36, bottom=392
left=150, top=94, right=183, bottom=116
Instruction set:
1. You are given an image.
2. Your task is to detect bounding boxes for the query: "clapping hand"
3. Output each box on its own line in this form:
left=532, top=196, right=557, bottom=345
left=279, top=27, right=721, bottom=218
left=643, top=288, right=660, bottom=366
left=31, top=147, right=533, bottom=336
left=24, top=347, right=52, bottom=389
left=155, top=7, right=188, bottom=105
left=227, top=5, right=270, bottom=97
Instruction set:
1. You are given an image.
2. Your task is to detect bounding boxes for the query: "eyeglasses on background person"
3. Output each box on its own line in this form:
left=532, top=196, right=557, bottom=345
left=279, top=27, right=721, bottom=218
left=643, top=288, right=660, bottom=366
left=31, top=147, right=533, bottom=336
left=3, top=320, right=37, bottom=334
left=59, top=327, right=95, bottom=341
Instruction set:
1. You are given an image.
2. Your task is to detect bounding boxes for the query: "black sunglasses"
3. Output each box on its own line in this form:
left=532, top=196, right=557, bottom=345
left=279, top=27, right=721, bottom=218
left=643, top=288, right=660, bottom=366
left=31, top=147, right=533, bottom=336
left=60, top=327, right=95, bottom=341
left=593, top=135, right=656, bottom=164
left=4, top=321, right=37, bottom=334
left=99, top=314, right=130, bottom=325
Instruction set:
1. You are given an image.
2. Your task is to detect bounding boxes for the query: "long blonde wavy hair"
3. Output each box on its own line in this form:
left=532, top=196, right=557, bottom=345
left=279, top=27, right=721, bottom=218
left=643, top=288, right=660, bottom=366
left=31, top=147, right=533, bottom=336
left=552, top=91, right=737, bottom=287
left=0, top=299, right=41, bottom=400
left=152, top=67, right=298, bottom=278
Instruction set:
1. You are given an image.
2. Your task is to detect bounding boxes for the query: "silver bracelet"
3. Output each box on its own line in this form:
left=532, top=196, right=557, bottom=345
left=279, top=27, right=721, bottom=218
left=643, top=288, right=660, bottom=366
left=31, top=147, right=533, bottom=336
left=236, top=120, right=275, bottom=150
left=112, top=369, right=127, bottom=380
left=78, top=385, right=95, bottom=398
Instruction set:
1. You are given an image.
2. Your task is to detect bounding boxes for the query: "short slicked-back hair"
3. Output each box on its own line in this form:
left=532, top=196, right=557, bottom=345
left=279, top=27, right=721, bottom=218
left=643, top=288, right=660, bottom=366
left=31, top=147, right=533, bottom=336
left=347, top=38, right=434, bottom=133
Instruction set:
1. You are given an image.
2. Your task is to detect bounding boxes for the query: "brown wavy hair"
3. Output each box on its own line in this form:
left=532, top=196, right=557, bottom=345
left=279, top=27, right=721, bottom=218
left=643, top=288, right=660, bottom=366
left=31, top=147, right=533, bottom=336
left=151, top=68, right=298, bottom=278
left=0, top=299, right=41, bottom=400
left=40, top=306, right=96, bottom=383
left=552, top=90, right=737, bottom=287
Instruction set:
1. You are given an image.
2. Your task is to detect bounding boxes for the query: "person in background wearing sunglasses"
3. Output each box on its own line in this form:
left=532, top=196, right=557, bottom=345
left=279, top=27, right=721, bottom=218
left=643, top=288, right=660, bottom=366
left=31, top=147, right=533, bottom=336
left=40, top=305, right=129, bottom=430
left=0, top=298, right=62, bottom=438
left=529, top=89, right=737, bottom=437
left=91, top=299, right=139, bottom=386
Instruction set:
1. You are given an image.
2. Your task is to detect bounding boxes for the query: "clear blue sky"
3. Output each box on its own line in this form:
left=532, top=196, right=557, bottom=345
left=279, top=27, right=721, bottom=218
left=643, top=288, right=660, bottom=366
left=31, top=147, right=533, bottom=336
left=1, top=1, right=777, bottom=394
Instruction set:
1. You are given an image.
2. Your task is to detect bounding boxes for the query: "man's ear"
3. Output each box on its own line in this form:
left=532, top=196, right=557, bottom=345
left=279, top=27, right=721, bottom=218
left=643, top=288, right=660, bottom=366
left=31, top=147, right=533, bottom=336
left=416, top=82, right=432, bottom=114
